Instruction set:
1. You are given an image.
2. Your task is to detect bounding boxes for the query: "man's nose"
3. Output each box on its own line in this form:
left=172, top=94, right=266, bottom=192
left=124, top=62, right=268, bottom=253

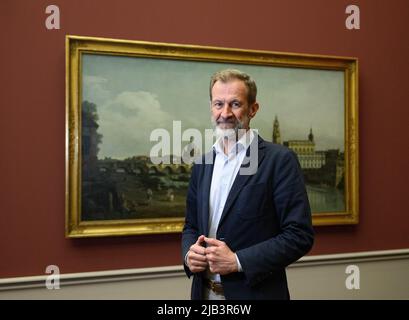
left=220, top=103, right=233, bottom=118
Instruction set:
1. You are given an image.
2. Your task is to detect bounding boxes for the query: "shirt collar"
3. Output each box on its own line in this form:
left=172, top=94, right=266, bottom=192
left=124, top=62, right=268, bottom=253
left=212, top=129, right=255, bottom=156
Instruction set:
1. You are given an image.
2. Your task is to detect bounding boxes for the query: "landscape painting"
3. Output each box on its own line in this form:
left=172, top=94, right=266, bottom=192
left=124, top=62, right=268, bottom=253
left=66, top=36, right=359, bottom=237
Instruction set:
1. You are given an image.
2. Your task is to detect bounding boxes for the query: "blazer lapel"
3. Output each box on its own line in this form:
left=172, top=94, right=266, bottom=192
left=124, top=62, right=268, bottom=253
left=201, top=150, right=215, bottom=236
left=217, top=135, right=266, bottom=229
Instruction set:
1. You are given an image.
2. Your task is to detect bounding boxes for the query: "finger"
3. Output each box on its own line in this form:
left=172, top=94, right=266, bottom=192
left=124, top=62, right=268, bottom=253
left=206, top=253, right=217, bottom=262
left=204, top=237, right=223, bottom=247
left=190, top=244, right=206, bottom=255
left=189, top=252, right=207, bottom=262
left=190, top=260, right=208, bottom=268
left=195, top=235, right=205, bottom=245
left=204, top=246, right=216, bottom=255
left=190, top=265, right=207, bottom=273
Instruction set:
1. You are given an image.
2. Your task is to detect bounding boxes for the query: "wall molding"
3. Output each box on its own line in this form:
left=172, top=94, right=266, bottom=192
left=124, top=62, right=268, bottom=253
left=290, top=248, right=409, bottom=267
left=1, top=248, right=408, bottom=292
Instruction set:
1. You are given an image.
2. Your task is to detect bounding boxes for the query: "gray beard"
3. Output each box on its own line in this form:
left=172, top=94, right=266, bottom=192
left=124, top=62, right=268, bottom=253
left=211, top=117, right=248, bottom=141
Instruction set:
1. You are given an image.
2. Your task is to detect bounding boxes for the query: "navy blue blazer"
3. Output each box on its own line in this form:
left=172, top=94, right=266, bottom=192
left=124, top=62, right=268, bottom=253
left=181, top=134, right=314, bottom=300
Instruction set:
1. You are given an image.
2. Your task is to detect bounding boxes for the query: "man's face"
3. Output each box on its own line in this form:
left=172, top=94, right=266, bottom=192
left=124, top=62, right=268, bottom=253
left=210, top=79, right=259, bottom=137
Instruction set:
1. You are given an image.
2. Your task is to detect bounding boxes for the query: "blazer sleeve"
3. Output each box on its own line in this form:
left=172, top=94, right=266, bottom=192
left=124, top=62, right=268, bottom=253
left=181, top=163, right=200, bottom=278
left=236, top=149, right=314, bottom=287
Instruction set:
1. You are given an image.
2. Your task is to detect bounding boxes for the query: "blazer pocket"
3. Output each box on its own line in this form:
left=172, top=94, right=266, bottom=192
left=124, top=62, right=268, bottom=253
left=236, top=183, right=268, bottom=220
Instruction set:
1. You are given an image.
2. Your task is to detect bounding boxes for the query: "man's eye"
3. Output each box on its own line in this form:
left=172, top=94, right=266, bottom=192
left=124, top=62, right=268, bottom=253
left=213, top=102, right=223, bottom=108
left=231, top=102, right=241, bottom=108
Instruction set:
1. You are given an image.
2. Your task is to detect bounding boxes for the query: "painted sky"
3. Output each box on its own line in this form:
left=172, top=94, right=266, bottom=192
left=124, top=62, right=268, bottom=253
left=82, top=54, right=344, bottom=159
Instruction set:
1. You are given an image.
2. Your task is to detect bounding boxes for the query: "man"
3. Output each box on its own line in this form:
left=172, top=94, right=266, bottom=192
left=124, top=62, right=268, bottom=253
left=181, top=69, right=314, bottom=300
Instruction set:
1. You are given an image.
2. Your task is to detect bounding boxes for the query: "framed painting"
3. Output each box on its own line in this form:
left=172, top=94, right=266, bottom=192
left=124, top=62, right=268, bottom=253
left=66, top=35, right=359, bottom=237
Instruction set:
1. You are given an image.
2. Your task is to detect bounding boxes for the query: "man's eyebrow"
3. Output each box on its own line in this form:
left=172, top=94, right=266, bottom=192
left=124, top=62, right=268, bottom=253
left=211, top=98, right=242, bottom=103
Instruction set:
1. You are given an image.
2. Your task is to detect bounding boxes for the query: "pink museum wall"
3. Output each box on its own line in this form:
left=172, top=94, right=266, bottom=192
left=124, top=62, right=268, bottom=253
left=0, top=0, right=408, bottom=277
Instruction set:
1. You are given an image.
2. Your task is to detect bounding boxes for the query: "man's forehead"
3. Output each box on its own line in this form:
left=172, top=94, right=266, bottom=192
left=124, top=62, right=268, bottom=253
left=211, top=80, right=248, bottom=98
left=213, top=78, right=246, bottom=87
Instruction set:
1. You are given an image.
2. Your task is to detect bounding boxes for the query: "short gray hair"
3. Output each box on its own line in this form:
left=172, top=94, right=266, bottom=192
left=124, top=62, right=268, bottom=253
left=209, top=69, right=257, bottom=105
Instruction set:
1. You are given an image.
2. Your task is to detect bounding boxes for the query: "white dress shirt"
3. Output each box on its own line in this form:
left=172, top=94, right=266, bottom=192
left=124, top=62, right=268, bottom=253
left=207, top=129, right=255, bottom=282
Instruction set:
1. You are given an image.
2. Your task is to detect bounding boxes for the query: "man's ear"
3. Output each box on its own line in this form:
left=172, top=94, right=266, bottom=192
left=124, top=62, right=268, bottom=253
left=249, top=102, right=259, bottom=118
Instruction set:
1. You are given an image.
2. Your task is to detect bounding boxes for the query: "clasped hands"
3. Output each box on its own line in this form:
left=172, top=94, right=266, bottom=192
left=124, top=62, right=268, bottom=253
left=186, top=235, right=238, bottom=275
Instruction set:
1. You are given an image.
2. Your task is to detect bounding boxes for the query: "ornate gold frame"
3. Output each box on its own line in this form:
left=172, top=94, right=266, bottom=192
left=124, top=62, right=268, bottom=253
left=66, top=35, right=359, bottom=238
